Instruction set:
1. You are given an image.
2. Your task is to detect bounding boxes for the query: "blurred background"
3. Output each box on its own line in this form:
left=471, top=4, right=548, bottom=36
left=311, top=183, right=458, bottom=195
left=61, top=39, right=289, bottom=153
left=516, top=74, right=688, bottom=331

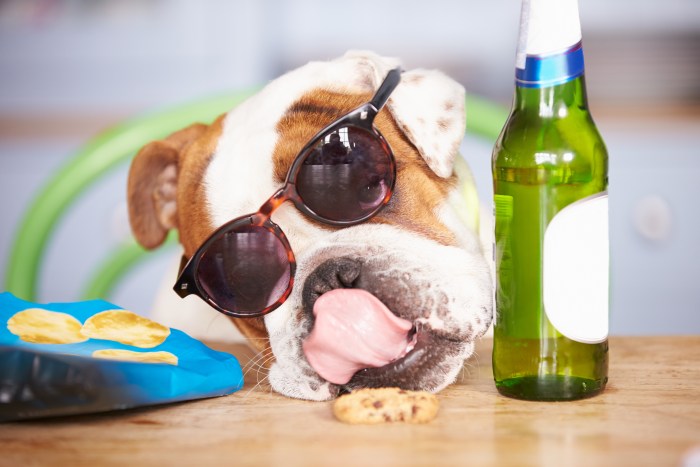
left=1, top=0, right=698, bottom=334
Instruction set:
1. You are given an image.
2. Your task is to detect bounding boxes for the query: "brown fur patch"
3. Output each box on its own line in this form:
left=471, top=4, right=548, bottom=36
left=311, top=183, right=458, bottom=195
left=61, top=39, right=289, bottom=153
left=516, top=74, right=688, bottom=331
left=171, top=116, right=273, bottom=353
left=437, top=118, right=451, bottom=131
left=230, top=316, right=269, bottom=354
left=273, top=90, right=457, bottom=246
left=404, top=74, right=425, bottom=85
left=161, top=88, right=460, bottom=355
left=176, top=115, right=225, bottom=257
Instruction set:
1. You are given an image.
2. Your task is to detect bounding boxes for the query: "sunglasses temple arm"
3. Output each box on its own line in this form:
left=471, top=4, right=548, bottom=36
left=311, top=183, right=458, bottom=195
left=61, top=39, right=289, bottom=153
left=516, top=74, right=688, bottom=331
left=369, top=67, right=402, bottom=112
left=174, top=254, right=195, bottom=298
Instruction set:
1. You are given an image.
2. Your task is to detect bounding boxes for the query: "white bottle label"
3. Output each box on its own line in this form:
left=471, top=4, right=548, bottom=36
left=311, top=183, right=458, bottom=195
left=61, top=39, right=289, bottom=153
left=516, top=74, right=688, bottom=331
left=543, top=193, right=609, bottom=343
left=517, top=0, right=582, bottom=59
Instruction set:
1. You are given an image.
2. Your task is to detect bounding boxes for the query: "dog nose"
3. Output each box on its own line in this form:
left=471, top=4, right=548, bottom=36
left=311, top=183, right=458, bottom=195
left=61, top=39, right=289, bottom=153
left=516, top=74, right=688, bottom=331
left=302, top=257, right=362, bottom=309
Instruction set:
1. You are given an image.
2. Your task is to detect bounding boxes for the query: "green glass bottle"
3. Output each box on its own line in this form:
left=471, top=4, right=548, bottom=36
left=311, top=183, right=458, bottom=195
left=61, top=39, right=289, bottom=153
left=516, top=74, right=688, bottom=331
left=492, top=0, right=609, bottom=401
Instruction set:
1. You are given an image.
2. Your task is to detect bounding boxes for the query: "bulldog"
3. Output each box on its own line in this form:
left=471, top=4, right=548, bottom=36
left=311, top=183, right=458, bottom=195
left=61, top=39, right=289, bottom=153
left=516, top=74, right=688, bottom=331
left=127, top=51, right=493, bottom=401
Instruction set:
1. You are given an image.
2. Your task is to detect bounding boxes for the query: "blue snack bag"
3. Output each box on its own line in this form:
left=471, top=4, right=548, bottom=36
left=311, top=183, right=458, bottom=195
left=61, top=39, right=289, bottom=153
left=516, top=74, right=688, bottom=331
left=0, top=292, right=243, bottom=421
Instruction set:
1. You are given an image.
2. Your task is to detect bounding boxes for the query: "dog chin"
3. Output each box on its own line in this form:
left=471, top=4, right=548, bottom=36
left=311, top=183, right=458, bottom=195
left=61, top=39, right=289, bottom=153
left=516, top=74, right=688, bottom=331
left=264, top=223, right=492, bottom=401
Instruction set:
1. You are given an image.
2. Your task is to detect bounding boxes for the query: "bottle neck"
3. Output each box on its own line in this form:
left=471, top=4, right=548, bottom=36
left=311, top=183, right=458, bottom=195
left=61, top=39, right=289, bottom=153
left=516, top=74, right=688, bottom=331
left=514, top=0, right=588, bottom=113
left=514, top=75, right=589, bottom=116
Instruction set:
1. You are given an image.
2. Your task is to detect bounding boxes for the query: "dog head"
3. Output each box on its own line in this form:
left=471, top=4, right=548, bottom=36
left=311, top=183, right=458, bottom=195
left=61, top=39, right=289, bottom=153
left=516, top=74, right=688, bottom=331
left=127, top=51, right=492, bottom=401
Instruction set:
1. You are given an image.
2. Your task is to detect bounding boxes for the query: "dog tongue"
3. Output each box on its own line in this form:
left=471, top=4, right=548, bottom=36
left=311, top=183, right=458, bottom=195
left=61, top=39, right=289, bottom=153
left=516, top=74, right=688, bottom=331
left=302, top=289, right=413, bottom=385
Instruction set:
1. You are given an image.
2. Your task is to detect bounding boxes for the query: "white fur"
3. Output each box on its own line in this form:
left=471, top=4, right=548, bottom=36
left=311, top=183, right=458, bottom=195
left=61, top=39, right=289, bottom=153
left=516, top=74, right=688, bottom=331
left=206, top=51, right=465, bottom=228
left=266, top=223, right=492, bottom=400
left=206, top=52, right=397, bottom=227
left=342, top=51, right=466, bottom=178
left=156, top=52, right=491, bottom=400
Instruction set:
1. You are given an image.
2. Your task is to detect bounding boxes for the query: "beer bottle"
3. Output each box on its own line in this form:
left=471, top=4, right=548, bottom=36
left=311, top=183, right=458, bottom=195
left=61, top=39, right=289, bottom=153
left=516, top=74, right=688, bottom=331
left=492, top=0, right=609, bottom=400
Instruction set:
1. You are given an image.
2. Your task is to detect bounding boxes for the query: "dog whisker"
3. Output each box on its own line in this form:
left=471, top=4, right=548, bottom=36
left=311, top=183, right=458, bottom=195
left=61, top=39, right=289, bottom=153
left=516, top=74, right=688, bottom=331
left=246, top=352, right=275, bottom=383
left=258, top=355, right=276, bottom=375
left=457, top=364, right=468, bottom=383
left=241, top=375, right=271, bottom=399
left=471, top=349, right=482, bottom=376
left=242, top=349, right=274, bottom=379
left=461, top=361, right=474, bottom=380
left=252, top=356, right=274, bottom=381
left=244, top=348, right=273, bottom=368
left=241, top=353, right=275, bottom=399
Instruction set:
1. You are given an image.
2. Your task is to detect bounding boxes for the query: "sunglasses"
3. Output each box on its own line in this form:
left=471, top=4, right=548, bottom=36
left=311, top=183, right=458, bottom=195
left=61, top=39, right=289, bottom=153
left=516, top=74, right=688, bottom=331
left=174, top=68, right=402, bottom=318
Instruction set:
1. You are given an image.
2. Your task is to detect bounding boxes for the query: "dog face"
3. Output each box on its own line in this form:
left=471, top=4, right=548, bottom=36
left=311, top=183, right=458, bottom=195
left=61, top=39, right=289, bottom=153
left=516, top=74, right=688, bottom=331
left=128, top=51, right=492, bottom=401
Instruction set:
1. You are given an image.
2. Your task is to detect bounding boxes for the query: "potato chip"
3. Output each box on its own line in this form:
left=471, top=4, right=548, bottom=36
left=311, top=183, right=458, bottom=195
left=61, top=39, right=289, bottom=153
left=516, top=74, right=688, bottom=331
left=92, top=349, right=178, bottom=365
left=7, top=308, right=88, bottom=344
left=80, top=309, right=170, bottom=348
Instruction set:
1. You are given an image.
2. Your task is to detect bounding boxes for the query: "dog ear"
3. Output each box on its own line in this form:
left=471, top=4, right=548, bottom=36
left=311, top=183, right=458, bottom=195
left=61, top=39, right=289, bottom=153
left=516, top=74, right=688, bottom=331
left=127, top=123, right=207, bottom=249
left=386, top=69, right=466, bottom=178
left=340, top=51, right=465, bottom=178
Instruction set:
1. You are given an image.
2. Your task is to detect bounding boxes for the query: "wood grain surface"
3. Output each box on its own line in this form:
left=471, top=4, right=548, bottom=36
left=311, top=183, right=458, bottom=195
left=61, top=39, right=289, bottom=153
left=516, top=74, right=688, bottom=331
left=1, top=336, right=699, bottom=467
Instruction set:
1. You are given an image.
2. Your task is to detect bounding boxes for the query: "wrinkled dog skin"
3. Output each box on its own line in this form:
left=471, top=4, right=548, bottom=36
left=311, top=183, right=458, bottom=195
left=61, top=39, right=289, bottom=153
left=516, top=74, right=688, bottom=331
left=127, top=51, right=493, bottom=401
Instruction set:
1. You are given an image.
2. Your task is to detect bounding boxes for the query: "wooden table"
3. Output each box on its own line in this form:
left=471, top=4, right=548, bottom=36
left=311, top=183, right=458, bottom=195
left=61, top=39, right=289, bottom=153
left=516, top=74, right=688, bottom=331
left=1, top=337, right=699, bottom=466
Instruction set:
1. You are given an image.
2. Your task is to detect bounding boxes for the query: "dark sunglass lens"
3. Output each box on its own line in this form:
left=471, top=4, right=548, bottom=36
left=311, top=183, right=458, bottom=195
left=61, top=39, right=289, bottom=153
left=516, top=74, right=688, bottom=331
left=197, top=226, right=291, bottom=315
left=297, top=127, right=393, bottom=222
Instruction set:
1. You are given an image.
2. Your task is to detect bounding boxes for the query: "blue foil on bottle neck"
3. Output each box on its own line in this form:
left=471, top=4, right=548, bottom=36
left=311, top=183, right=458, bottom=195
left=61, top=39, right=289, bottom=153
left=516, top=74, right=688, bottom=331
left=516, top=42, right=585, bottom=88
